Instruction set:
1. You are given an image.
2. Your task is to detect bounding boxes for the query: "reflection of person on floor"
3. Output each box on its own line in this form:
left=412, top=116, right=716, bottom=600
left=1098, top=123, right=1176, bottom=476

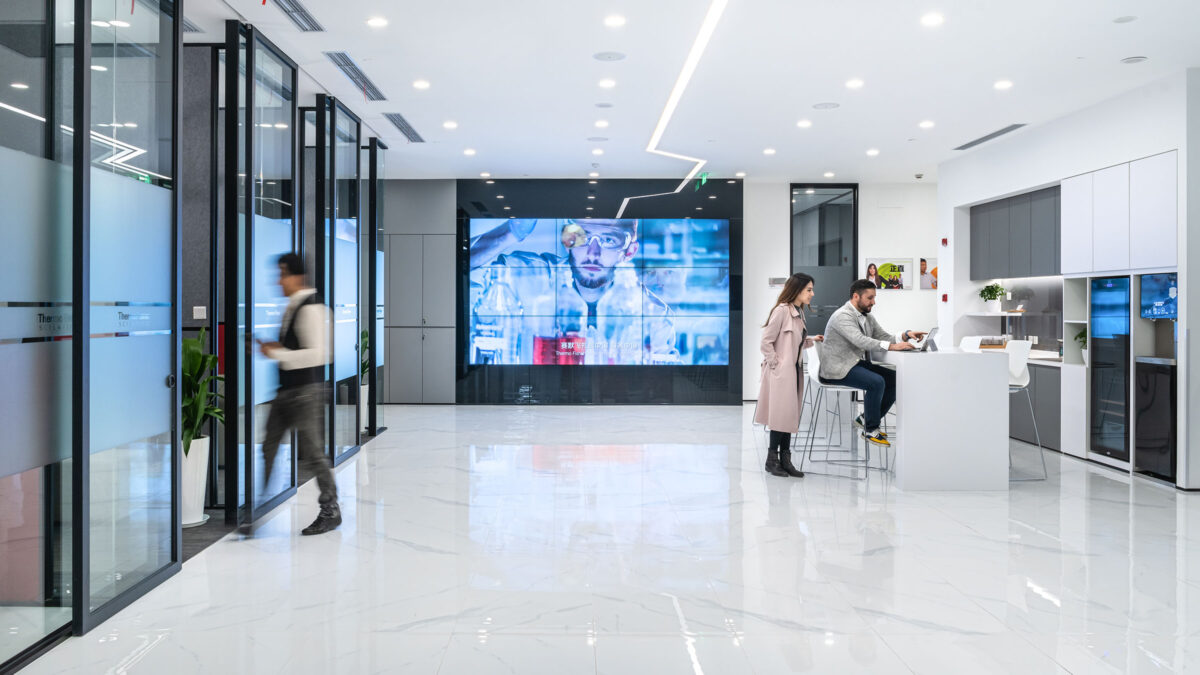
left=256, top=253, right=340, bottom=536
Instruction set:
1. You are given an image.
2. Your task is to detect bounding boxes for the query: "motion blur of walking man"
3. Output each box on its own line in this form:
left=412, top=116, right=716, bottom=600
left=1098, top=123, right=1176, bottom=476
left=256, top=253, right=341, bottom=535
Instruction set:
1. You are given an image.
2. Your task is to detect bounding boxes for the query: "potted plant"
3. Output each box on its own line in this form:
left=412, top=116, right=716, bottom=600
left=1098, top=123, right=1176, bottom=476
left=979, top=282, right=1006, bottom=313
left=182, top=328, right=224, bottom=528
left=358, top=328, right=370, bottom=431
left=1074, top=328, right=1088, bottom=365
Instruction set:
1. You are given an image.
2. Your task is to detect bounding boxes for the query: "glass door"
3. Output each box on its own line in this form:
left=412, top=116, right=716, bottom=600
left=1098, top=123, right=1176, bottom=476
left=366, top=138, right=387, bottom=435
left=331, top=104, right=361, bottom=462
left=1090, top=276, right=1131, bottom=462
left=223, top=22, right=300, bottom=525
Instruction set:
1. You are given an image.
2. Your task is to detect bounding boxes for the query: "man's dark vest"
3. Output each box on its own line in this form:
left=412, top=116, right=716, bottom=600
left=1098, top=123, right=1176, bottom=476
left=279, top=292, right=324, bottom=389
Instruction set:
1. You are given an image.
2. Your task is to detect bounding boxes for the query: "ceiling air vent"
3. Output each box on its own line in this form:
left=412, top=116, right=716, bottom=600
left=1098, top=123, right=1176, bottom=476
left=324, top=51, right=386, bottom=101
left=384, top=112, right=424, bottom=143
left=954, top=123, right=1027, bottom=151
left=182, top=17, right=203, bottom=33
left=272, top=0, right=324, bottom=32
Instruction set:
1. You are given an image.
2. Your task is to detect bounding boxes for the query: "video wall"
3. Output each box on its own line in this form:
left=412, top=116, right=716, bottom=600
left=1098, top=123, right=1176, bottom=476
left=467, top=218, right=730, bottom=366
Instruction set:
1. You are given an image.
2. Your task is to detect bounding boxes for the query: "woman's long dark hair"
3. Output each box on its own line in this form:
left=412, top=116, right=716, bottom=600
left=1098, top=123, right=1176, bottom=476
left=763, top=273, right=815, bottom=326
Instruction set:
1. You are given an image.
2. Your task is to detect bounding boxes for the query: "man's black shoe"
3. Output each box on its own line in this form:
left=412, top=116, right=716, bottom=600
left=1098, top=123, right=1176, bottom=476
left=302, top=503, right=342, bottom=535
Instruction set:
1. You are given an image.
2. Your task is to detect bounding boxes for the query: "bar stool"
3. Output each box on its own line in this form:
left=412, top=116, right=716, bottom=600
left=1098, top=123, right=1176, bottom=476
left=797, top=345, right=879, bottom=475
left=1005, top=339, right=1048, bottom=481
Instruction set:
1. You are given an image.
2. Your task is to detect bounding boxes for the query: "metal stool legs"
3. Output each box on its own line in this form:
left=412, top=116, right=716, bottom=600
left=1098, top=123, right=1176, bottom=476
left=1010, top=387, right=1048, bottom=481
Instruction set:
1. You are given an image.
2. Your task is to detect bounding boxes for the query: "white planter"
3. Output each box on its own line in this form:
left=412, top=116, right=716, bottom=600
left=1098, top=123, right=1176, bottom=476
left=360, top=384, right=370, bottom=431
left=988, top=299, right=1003, bottom=314
left=182, top=436, right=210, bottom=528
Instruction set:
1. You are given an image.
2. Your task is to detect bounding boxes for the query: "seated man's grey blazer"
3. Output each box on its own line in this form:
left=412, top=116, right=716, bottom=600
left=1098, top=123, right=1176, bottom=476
left=818, top=301, right=901, bottom=380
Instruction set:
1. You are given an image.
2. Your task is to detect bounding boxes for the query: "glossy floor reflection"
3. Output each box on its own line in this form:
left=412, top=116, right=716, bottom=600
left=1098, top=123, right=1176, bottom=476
left=26, top=405, right=1200, bottom=674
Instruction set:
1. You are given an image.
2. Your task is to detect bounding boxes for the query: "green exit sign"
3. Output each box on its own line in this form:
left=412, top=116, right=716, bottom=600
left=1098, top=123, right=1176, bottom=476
left=694, top=172, right=709, bottom=191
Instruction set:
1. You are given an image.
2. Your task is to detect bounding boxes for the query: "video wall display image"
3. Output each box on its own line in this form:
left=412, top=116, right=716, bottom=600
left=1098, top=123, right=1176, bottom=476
left=468, top=218, right=730, bottom=366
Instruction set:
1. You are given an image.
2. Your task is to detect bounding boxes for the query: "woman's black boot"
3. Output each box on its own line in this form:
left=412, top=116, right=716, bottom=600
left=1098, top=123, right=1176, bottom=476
left=765, top=433, right=788, bottom=476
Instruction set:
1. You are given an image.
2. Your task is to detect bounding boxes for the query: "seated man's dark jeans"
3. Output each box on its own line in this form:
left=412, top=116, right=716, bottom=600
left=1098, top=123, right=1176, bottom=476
left=820, top=360, right=896, bottom=431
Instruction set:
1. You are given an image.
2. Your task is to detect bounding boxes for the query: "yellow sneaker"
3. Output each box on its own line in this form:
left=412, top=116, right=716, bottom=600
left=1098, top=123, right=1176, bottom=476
left=862, top=429, right=891, bottom=447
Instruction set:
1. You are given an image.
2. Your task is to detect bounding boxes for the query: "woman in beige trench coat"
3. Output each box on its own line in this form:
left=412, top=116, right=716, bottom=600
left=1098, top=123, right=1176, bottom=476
left=755, top=273, right=822, bottom=477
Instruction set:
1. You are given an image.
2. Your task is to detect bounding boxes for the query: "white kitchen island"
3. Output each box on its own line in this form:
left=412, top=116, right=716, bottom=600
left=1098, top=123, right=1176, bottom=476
left=875, top=348, right=1011, bottom=491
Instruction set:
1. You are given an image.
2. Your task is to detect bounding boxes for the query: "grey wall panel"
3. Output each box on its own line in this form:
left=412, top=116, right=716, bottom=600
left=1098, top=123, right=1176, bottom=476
left=387, top=234, right=423, bottom=327
left=1030, top=189, right=1058, bottom=277
left=181, top=47, right=214, bottom=329
left=386, top=327, right=423, bottom=403
left=422, top=327, right=456, bottom=403
left=970, top=207, right=984, bottom=281
left=381, top=179, right=456, bottom=235
left=1034, top=365, right=1061, bottom=450
left=1010, top=380, right=1036, bottom=444
left=422, top=235, right=457, bottom=327
left=1008, top=195, right=1032, bottom=279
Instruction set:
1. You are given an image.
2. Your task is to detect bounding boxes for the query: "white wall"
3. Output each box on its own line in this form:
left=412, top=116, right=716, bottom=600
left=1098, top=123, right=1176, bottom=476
left=936, top=70, right=1195, bottom=487
left=741, top=181, right=940, bottom=400
left=857, top=183, right=940, bottom=334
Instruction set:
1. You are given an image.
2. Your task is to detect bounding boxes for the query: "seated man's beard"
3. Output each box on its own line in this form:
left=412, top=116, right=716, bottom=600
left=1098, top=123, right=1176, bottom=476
left=570, top=257, right=614, bottom=289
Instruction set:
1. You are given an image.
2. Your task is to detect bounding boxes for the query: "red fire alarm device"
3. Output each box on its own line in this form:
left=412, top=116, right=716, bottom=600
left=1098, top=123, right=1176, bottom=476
left=942, top=294, right=948, bottom=302
left=941, top=238, right=948, bottom=246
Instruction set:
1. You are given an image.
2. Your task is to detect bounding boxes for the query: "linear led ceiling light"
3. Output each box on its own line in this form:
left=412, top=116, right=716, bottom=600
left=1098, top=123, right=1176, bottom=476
left=617, top=0, right=728, bottom=217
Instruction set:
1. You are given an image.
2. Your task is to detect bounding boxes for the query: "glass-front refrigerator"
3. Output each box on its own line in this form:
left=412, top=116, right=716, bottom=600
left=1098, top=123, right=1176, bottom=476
left=1090, top=277, right=1130, bottom=461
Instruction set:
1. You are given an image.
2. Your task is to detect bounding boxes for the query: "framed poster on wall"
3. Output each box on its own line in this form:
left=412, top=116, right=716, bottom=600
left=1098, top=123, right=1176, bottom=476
left=920, top=258, right=938, bottom=289
left=865, top=258, right=912, bottom=290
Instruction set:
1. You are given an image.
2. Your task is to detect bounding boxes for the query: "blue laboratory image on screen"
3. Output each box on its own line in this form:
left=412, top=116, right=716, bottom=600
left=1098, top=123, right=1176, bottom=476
left=468, top=218, right=730, bottom=365
left=1140, top=273, right=1178, bottom=319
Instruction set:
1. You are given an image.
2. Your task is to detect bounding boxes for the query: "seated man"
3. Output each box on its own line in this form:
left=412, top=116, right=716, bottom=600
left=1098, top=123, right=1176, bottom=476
left=818, top=279, right=926, bottom=446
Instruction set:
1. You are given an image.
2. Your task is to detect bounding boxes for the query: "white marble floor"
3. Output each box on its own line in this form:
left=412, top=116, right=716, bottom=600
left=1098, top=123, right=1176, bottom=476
left=25, top=405, right=1200, bottom=674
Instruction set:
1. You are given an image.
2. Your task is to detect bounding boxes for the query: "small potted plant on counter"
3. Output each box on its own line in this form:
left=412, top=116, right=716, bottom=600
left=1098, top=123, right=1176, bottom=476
left=182, top=328, right=224, bottom=528
left=979, top=282, right=1006, bottom=313
left=1075, top=328, right=1088, bottom=365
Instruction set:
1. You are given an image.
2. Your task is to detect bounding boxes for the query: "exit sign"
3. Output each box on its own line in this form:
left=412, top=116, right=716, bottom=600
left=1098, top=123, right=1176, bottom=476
left=694, top=172, right=709, bottom=191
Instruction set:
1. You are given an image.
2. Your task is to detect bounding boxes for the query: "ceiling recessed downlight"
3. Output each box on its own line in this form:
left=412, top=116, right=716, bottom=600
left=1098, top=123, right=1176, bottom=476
left=920, top=12, right=944, bottom=27
left=1121, top=56, right=1148, bottom=64
left=813, top=102, right=840, bottom=110
left=463, top=148, right=476, bottom=156
left=1113, top=15, right=1137, bottom=23
left=589, top=180, right=598, bottom=184
left=595, top=102, right=613, bottom=108
left=586, top=207, right=594, bottom=211
left=587, top=136, right=608, bottom=142
left=496, top=195, right=504, bottom=199
left=726, top=180, right=735, bottom=184
left=595, top=120, right=609, bottom=128
left=480, top=172, right=491, bottom=177
left=412, top=79, right=431, bottom=90
left=587, top=195, right=596, bottom=200
left=735, top=171, right=746, bottom=177
left=593, top=51, right=626, bottom=61
left=866, top=148, right=879, bottom=157
left=367, top=17, right=388, bottom=28
left=11, top=82, right=29, bottom=89
left=845, top=78, right=864, bottom=90
left=823, top=172, right=834, bottom=178
left=695, top=207, right=703, bottom=211
left=598, top=78, right=616, bottom=89
left=796, top=119, right=812, bottom=128
left=485, top=180, right=494, bottom=184
left=919, top=120, right=935, bottom=129
left=443, top=120, right=458, bottom=130
left=592, top=148, right=604, bottom=156
left=588, top=171, right=600, bottom=177
left=604, top=15, right=626, bottom=28
left=503, top=206, right=511, bottom=210
left=708, top=195, right=717, bottom=199
left=763, top=148, right=776, bottom=155
left=993, top=79, right=1013, bottom=91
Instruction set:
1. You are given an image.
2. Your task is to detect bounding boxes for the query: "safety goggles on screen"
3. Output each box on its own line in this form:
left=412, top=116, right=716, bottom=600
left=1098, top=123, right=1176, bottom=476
left=562, top=223, right=631, bottom=250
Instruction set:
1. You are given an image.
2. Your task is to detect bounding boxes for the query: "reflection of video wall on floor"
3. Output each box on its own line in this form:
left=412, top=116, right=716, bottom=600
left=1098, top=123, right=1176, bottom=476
left=468, top=218, right=730, bottom=366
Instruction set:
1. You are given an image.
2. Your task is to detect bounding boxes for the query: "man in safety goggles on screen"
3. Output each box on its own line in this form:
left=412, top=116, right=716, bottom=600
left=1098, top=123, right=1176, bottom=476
left=469, top=218, right=676, bottom=365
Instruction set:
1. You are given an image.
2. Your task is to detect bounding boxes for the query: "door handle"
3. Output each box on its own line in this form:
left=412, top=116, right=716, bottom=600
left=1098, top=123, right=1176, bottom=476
left=165, top=374, right=176, bottom=388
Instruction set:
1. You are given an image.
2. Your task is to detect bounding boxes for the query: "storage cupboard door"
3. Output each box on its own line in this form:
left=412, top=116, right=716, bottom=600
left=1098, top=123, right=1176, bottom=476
left=1029, top=188, right=1058, bottom=277
left=1008, top=195, right=1032, bottom=278
left=422, top=327, right=456, bottom=403
left=1034, top=365, right=1061, bottom=450
left=1060, top=174, right=1093, bottom=274
left=1091, top=164, right=1130, bottom=272
left=388, top=234, right=423, bottom=327
left=422, top=235, right=457, bottom=327
left=970, top=206, right=986, bottom=280
left=987, top=200, right=1010, bottom=279
left=1129, top=151, right=1177, bottom=270
left=387, top=327, right=423, bottom=403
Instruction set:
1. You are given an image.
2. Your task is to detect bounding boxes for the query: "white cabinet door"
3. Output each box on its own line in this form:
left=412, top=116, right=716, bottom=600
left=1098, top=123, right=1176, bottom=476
left=1129, top=150, right=1177, bottom=270
left=1060, top=174, right=1093, bottom=274
left=1060, top=364, right=1087, bottom=459
left=1091, top=164, right=1130, bottom=272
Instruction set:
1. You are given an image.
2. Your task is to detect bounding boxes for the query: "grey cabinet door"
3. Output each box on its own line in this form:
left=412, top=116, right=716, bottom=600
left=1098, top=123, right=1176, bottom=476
left=387, top=234, right=423, bottom=327
left=1033, top=365, right=1061, bottom=450
left=422, top=235, right=457, bottom=328
left=422, top=327, right=456, bottom=403
left=987, top=200, right=1010, bottom=280
left=1010, top=377, right=1036, bottom=444
left=970, top=206, right=986, bottom=280
left=1008, top=194, right=1032, bottom=278
left=1029, top=188, right=1058, bottom=277
left=386, top=327, right=423, bottom=403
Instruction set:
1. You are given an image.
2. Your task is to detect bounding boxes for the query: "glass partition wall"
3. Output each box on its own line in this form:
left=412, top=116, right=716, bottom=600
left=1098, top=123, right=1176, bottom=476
left=365, top=138, right=387, bottom=435
left=790, top=184, right=858, bottom=335
left=1, top=0, right=182, bottom=667
left=300, top=96, right=362, bottom=467
left=222, top=22, right=300, bottom=525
